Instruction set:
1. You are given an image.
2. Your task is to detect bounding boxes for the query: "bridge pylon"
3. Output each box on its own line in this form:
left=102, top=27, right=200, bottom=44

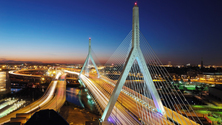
left=101, top=3, right=165, bottom=123
left=79, top=38, right=100, bottom=78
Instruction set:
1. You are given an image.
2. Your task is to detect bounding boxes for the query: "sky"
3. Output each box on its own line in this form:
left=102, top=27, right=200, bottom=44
left=0, top=0, right=222, bottom=65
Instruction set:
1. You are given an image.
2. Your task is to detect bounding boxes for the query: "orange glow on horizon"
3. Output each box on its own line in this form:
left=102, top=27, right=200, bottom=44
left=0, top=57, right=109, bottom=64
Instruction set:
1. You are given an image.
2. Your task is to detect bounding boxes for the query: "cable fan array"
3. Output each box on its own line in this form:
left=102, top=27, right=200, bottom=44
left=79, top=30, right=202, bottom=124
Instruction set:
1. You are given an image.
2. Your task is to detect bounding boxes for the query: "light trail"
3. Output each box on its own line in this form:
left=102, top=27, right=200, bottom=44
left=0, top=71, right=62, bottom=124
left=90, top=74, right=167, bottom=124
left=40, top=73, right=67, bottom=111
left=0, top=100, right=26, bottom=118
left=0, top=99, right=18, bottom=110
left=26, top=72, right=61, bottom=113
left=64, top=70, right=140, bottom=125
left=65, top=70, right=199, bottom=125
left=8, top=70, right=42, bottom=77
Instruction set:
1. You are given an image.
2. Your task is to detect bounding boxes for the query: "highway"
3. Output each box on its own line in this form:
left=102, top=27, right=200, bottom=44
left=8, top=70, right=42, bottom=77
left=99, top=75, right=199, bottom=125
left=0, top=71, right=64, bottom=124
left=1, top=69, right=199, bottom=124
left=39, top=73, right=67, bottom=111
left=88, top=74, right=170, bottom=125
left=100, top=74, right=199, bottom=125
left=65, top=70, right=199, bottom=125
left=65, top=70, right=141, bottom=124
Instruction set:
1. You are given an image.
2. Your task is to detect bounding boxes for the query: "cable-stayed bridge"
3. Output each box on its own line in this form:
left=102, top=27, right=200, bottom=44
left=71, top=3, right=203, bottom=125
left=0, top=3, right=203, bottom=125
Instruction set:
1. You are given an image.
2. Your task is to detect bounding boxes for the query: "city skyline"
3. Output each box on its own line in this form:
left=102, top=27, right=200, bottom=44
left=0, top=0, right=222, bottom=65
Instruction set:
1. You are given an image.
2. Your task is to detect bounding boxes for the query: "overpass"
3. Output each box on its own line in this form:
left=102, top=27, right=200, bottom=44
left=0, top=71, right=67, bottom=124
left=8, top=70, right=52, bottom=85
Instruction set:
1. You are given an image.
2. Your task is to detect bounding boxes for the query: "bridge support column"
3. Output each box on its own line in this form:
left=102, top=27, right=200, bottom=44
left=79, top=38, right=100, bottom=78
left=101, top=3, right=165, bottom=122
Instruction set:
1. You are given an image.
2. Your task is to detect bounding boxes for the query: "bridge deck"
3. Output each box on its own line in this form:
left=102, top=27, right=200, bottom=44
left=84, top=73, right=199, bottom=125
left=79, top=73, right=171, bottom=124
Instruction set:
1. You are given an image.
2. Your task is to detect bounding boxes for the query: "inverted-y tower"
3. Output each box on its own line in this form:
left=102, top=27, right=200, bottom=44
left=101, top=3, right=165, bottom=122
left=79, top=38, right=100, bottom=78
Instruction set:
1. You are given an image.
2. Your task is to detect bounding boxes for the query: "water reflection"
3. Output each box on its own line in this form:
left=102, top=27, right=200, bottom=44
left=66, top=87, right=84, bottom=107
left=11, top=88, right=22, bottom=94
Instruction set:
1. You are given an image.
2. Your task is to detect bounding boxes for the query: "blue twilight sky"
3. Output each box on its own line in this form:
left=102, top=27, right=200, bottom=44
left=0, top=0, right=222, bottom=65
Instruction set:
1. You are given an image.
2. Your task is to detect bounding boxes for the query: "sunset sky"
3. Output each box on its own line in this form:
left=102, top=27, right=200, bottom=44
left=0, top=0, right=222, bottom=65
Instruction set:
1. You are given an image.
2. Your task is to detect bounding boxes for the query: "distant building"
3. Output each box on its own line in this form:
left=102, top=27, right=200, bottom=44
left=0, top=71, right=11, bottom=94
left=175, top=65, right=184, bottom=68
left=201, top=57, right=203, bottom=70
left=198, top=72, right=222, bottom=82
left=187, top=69, right=198, bottom=79
left=186, top=63, right=191, bottom=67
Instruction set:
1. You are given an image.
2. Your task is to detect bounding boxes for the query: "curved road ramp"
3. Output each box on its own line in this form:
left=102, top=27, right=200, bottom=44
left=0, top=72, right=67, bottom=125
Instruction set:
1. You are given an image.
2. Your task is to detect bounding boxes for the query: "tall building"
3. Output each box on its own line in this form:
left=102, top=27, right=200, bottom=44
left=201, top=57, right=203, bottom=70
left=0, top=71, right=11, bottom=94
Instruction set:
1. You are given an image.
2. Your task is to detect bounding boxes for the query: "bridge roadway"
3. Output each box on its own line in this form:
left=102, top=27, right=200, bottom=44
left=100, top=75, right=199, bottom=125
left=66, top=70, right=199, bottom=125
left=0, top=71, right=66, bottom=124
left=65, top=71, right=171, bottom=125
left=65, top=70, right=141, bottom=124
left=9, top=70, right=43, bottom=77
left=95, top=75, right=199, bottom=125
